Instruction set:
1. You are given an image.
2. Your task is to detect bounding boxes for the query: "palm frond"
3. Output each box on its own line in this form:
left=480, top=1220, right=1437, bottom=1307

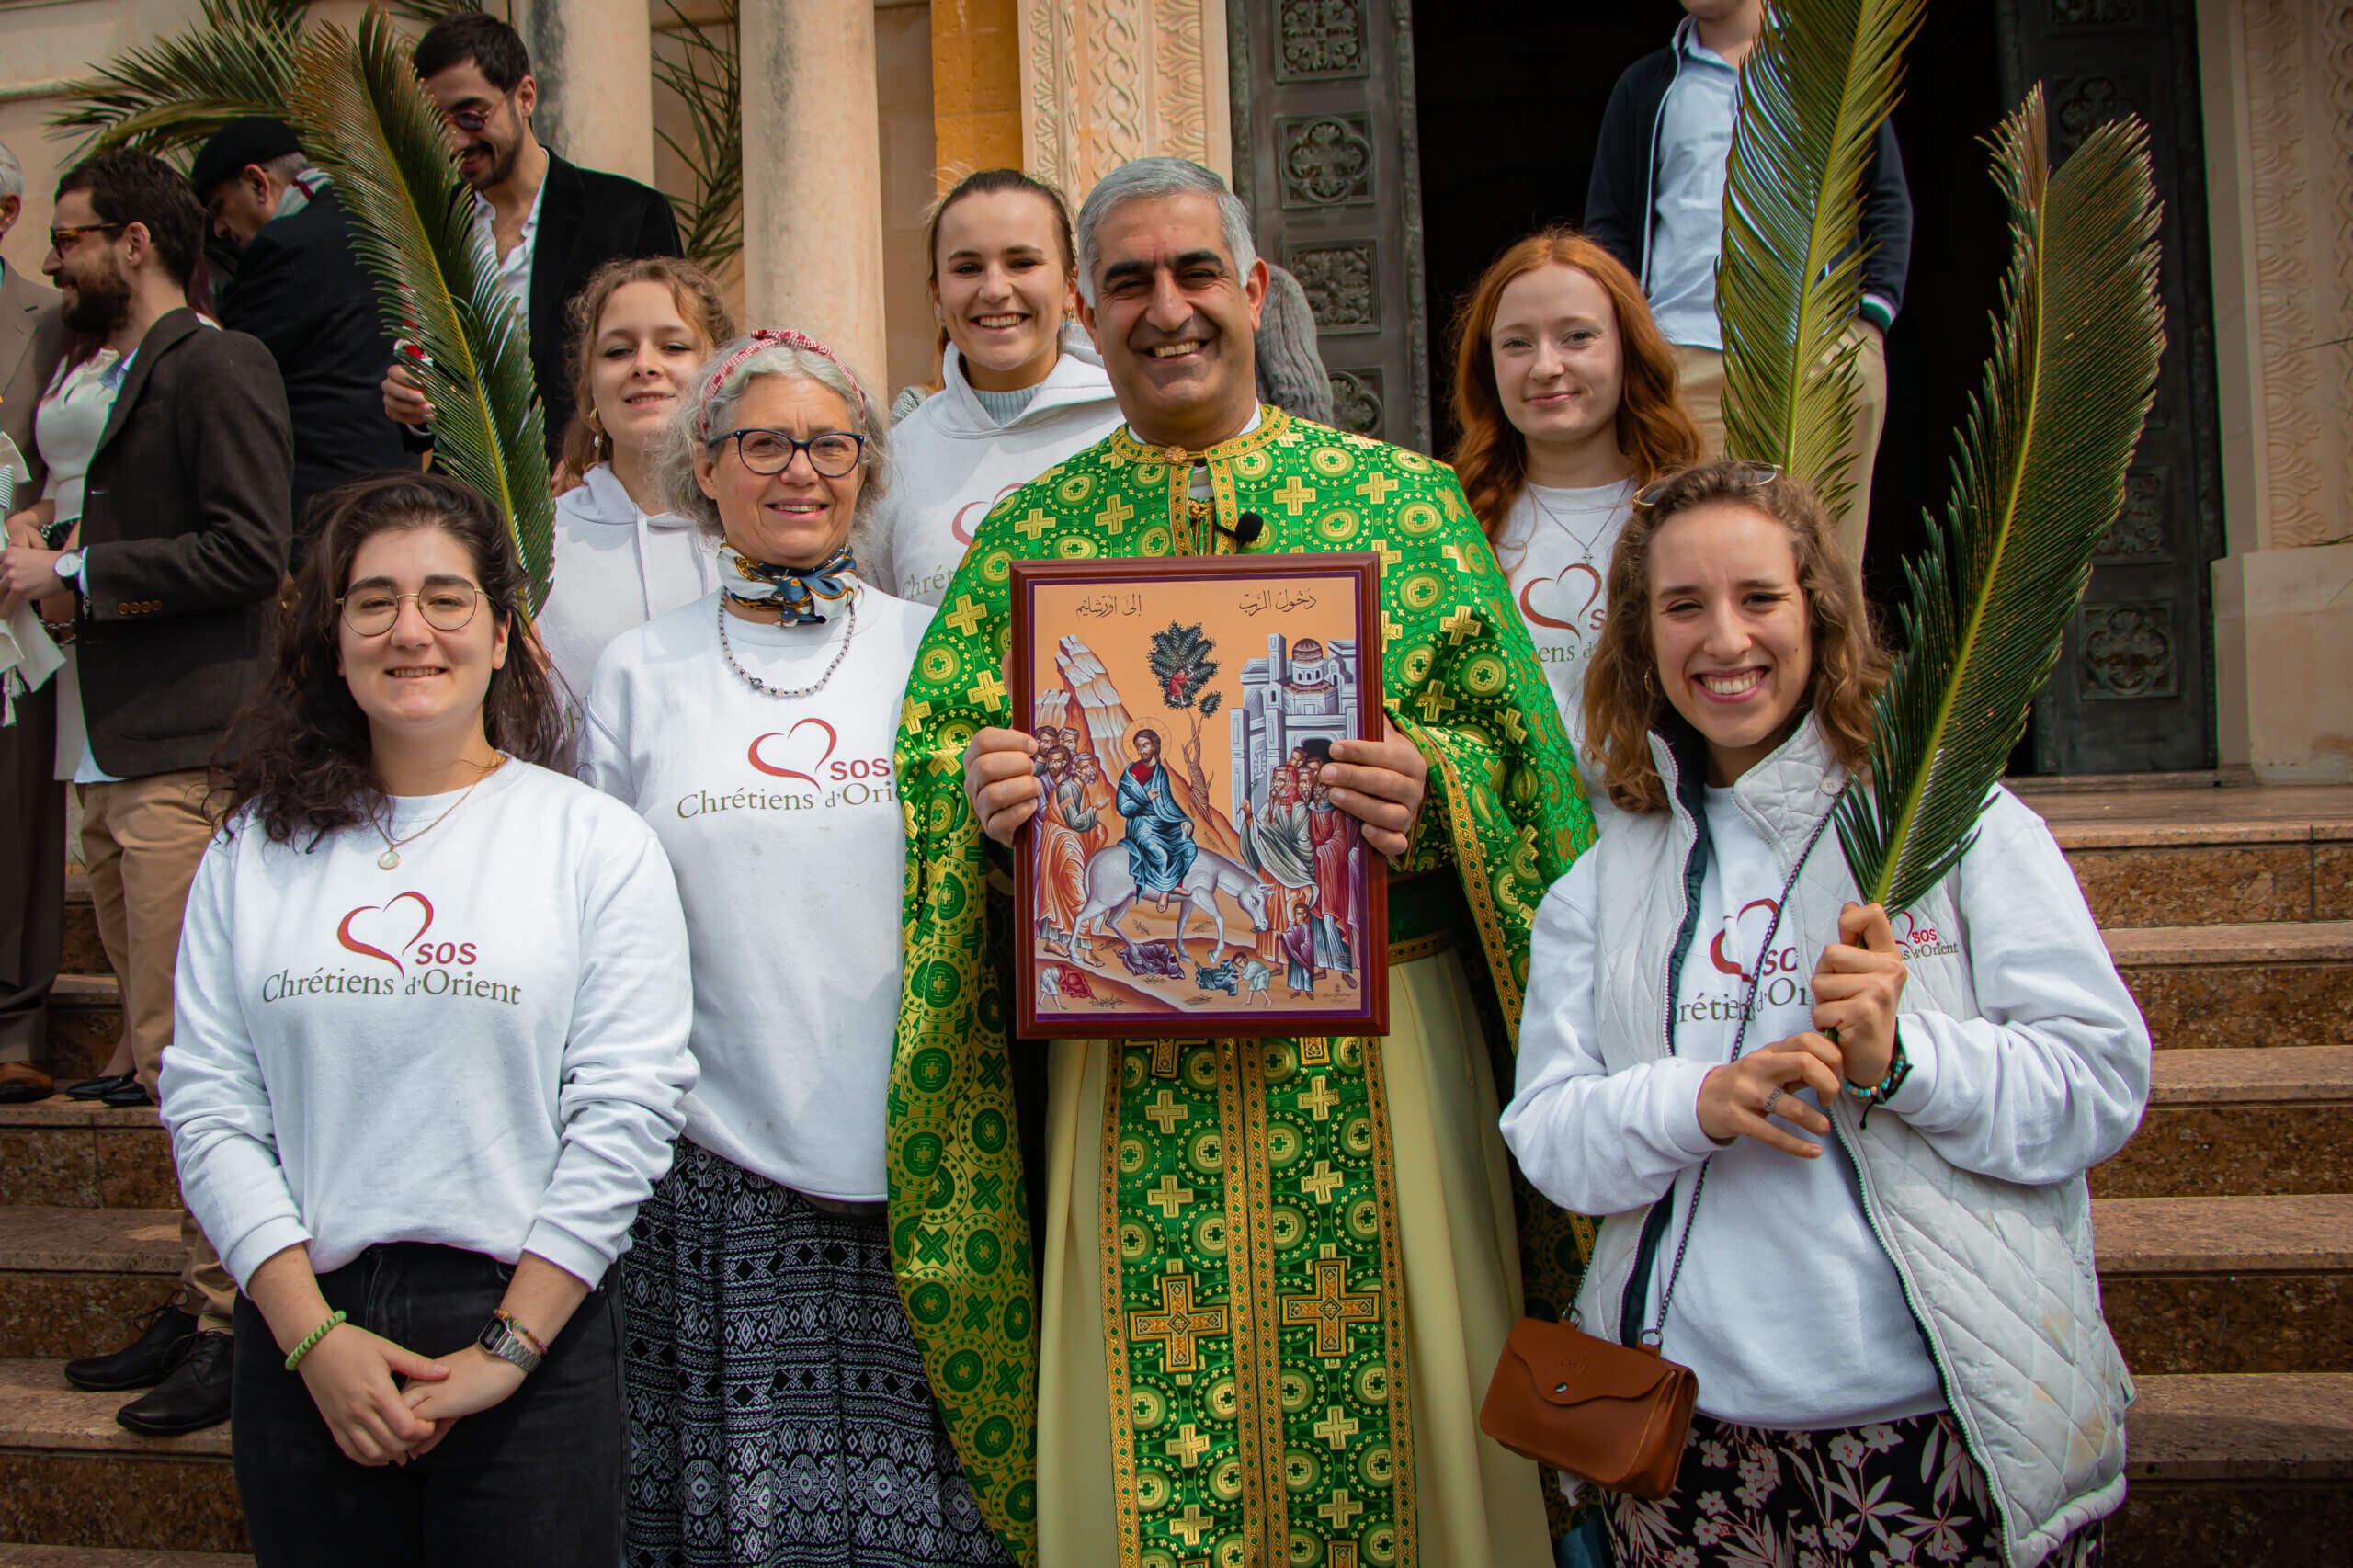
left=1716, top=0, right=1926, bottom=515
left=653, top=0, right=744, bottom=272
left=1835, top=88, right=2164, bottom=915
left=48, top=0, right=308, bottom=159
left=288, top=12, right=555, bottom=617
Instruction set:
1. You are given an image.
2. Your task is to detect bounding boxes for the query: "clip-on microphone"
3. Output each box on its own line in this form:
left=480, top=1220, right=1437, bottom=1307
left=1218, top=510, right=1267, bottom=547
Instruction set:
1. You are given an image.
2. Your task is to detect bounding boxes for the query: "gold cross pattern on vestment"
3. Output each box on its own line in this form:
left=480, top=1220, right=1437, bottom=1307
left=1280, top=1249, right=1381, bottom=1358
left=1130, top=1270, right=1230, bottom=1377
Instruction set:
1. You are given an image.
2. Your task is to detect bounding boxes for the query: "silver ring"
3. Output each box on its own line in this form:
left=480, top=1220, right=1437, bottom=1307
left=1761, top=1087, right=1785, bottom=1118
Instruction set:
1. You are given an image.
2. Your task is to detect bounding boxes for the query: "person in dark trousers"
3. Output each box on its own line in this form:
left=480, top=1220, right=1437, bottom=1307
left=1583, top=0, right=1911, bottom=575
left=379, top=11, right=682, bottom=465
left=193, top=118, right=411, bottom=566
left=0, top=150, right=291, bottom=1437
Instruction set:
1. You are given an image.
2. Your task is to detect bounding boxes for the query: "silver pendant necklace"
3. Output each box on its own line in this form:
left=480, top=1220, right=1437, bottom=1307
left=718, top=589, right=858, bottom=699
left=369, top=756, right=506, bottom=870
left=1526, top=477, right=1635, bottom=566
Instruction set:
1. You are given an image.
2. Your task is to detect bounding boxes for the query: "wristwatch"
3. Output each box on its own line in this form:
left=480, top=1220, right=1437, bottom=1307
left=53, top=549, right=85, bottom=587
left=475, top=1313, right=544, bottom=1376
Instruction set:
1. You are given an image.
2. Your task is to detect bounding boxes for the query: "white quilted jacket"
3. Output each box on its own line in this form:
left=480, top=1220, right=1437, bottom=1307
left=1514, top=721, right=2147, bottom=1568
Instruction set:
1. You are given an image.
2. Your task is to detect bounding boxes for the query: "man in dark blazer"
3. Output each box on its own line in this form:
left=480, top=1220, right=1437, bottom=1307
left=194, top=118, right=409, bottom=562
left=381, top=12, right=681, bottom=465
left=0, top=138, right=70, bottom=1105
left=0, top=151, right=290, bottom=1437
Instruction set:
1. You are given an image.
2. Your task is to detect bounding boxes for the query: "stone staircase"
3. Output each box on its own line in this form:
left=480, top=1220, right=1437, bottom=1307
left=0, top=787, right=2348, bottom=1563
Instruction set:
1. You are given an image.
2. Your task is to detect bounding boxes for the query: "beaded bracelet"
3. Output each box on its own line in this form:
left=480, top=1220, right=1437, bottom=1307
left=493, top=1310, right=548, bottom=1358
left=1847, top=1032, right=1915, bottom=1129
left=284, top=1309, right=347, bottom=1371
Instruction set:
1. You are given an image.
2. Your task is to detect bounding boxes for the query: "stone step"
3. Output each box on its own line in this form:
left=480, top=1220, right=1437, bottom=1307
left=0, top=1549, right=249, bottom=1567
left=2094, top=1194, right=2353, bottom=1376
left=0, top=1361, right=243, bottom=1555
left=2027, top=780, right=2353, bottom=930
left=0, top=1211, right=183, bottom=1363
left=2106, top=921, right=2353, bottom=1050
left=2093, top=1046, right=2353, bottom=1197
left=2110, top=1373, right=2353, bottom=1564
left=59, top=878, right=106, bottom=985
left=0, top=1103, right=176, bottom=1212
left=45, top=977, right=119, bottom=1087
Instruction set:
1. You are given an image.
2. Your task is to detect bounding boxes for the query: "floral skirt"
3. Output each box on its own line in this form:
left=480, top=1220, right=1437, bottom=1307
left=1607, top=1411, right=2106, bottom=1568
left=621, top=1139, right=1012, bottom=1568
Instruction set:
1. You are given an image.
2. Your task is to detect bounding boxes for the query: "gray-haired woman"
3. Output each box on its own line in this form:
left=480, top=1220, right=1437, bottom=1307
left=577, top=330, right=1010, bottom=1567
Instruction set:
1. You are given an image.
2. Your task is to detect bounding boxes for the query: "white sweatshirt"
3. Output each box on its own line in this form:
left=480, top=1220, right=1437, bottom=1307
left=161, top=760, right=698, bottom=1290
left=1492, top=479, right=1635, bottom=818
left=1501, top=782, right=2150, bottom=1430
left=867, top=330, right=1125, bottom=607
left=579, top=585, right=926, bottom=1200
left=540, top=463, right=719, bottom=709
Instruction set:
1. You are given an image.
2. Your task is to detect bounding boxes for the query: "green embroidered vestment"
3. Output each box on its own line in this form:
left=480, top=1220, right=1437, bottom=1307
left=889, top=408, right=1597, bottom=1566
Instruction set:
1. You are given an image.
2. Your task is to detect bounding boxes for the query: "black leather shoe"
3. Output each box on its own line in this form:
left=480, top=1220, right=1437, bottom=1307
left=65, top=1072, right=136, bottom=1101
left=64, top=1302, right=198, bottom=1392
left=98, top=1080, right=154, bottom=1108
left=116, top=1331, right=233, bottom=1437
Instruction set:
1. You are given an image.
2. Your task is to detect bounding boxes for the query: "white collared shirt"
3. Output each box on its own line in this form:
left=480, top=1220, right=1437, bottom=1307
left=472, top=174, right=546, bottom=324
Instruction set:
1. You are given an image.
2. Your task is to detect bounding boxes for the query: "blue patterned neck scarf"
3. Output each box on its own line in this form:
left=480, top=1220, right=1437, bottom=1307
left=718, top=542, right=858, bottom=624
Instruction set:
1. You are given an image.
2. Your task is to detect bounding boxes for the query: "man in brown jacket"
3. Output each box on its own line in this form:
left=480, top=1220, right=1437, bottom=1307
left=0, top=139, right=69, bottom=1104
left=0, top=151, right=290, bottom=1437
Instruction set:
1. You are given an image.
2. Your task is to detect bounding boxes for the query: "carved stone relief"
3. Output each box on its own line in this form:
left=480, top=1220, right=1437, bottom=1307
left=1276, top=0, right=1369, bottom=81
left=1278, top=115, right=1377, bottom=208
left=1019, top=0, right=1230, bottom=211
left=2097, top=468, right=2171, bottom=561
left=2080, top=601, right=2179, bottom=699
left=1289, top=242, right=1379, bottom=333
left=1328, top=369, right=1384, bottom=436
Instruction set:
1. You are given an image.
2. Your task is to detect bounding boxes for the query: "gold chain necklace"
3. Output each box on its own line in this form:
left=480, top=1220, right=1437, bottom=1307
left=369, top=756, right=507, bottom=870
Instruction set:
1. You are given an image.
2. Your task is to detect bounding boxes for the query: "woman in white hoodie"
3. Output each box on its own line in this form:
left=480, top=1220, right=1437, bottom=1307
left=1498, top=460, right=2146, bottom=1568
left=540, top=257, right=736, bottom=706
left=869, top=169, right=1123, bottom=607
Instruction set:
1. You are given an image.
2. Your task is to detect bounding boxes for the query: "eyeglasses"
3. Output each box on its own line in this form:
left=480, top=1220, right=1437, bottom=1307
left=339, top=585, right=488, bottom=637
left=47, top=222, right=124, bottom=255
left=1633, top=460, right=1784, bottom=510
left=442, top=87, right=517, bottom=135
left=713, top=427, right=868, bottom=479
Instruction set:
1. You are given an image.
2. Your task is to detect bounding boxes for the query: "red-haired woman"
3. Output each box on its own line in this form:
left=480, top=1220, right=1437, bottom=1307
left=1446, top=228, right=1701, bottom=816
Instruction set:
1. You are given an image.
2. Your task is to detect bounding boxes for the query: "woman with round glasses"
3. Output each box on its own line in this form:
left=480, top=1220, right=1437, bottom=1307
left=578, top=330, right=1010, bottom=1567
left=158, top=472, right=697, bottom=1564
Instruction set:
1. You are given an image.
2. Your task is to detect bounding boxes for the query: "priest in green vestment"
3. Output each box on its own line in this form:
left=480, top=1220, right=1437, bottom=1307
left=889, top=157, right=1597, bottom=1568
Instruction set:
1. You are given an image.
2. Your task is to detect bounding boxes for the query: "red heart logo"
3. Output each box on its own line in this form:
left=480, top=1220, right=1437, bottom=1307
left=748, top=717, right=838, bottom=787
left=337, top=891, right=434, bottom=973
left=952, top=480, right=1027, bottom=547
left=1518, top=562, right=1605, bottom=633
left=1709, top=896, right=1779, bottom=981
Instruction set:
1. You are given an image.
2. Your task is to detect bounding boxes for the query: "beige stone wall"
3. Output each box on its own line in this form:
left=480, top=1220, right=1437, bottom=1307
left=1015, top=0, right=1228, bottom=213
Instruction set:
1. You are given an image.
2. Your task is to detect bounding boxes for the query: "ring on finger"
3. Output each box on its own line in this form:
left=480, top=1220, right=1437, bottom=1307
left=1761, top=1087, right=1784, bottom=1118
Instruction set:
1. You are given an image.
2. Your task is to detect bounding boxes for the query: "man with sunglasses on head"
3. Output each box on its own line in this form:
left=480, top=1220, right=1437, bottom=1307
left=380, top=11, right=682, bottom=466
left=0, top=150, right=291, bottom=1438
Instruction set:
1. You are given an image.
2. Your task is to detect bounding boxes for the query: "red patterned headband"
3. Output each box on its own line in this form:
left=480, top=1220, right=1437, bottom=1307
left=695, top=328, right=869, bottom=439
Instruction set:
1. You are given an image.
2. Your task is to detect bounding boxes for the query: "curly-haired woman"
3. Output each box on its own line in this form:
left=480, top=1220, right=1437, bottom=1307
left=1499, top=459, right=2146, bottom=1568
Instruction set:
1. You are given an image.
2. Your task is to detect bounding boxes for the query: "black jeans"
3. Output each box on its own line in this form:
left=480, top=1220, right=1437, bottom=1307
left=232, top=1242, right=623, bottom=1568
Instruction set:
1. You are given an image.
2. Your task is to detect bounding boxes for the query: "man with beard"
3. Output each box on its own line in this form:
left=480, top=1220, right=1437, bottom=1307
left=0, top=138, right=69, bottom=1106
left=192, top=119, right=408, bottom=564
left=380, top=12, right=681, bottom=466
left=0, top=151, right=290, bottom=1437
left=892, top=157, right=1597, bottom=1567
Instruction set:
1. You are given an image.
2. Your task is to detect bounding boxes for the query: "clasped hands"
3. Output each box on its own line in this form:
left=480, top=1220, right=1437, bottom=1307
left=1694, top=903, right=1908, bottom=1159
left=962, top=722, right=1428, bottom=858
left=291, top=1324, right=523, bottom=1468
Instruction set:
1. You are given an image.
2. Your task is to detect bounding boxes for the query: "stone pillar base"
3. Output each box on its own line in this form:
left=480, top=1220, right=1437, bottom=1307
left=2213, top=543, right=2353, bottom=783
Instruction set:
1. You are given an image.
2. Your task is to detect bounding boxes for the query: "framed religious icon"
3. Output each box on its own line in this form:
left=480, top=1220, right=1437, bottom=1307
left=1010, top=553, right=1388, bottom=1039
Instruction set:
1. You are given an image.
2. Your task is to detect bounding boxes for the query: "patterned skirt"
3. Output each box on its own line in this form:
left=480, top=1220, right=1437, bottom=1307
left=622, top=1139, right=1012, bottom=1568
left=1606, top=1410, right=2106, bottom=1568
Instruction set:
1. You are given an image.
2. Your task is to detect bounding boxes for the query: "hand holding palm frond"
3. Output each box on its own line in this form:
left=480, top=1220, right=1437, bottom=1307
left=49, top=0, right=306, bottom=157
left=1716, top=0, right=1925, bottom=517
left=289, top=11, right=555, bottom=617
left=1835, top=89, right=2164, bottom=915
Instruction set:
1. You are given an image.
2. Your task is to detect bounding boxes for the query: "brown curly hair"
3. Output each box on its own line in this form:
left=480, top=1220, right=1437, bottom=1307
left=1583, top=460, right=1887, bottom=813
left=555, top=256, right=736, bottom=492
left=217, top=473, right=565, bottom=846
left=1445, top=227, right=1701, bottom=539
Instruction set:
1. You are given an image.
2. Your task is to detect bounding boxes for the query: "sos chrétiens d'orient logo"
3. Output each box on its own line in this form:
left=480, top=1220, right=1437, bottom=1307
left=260, top=891, right=521, bottom=1006
left=676, top=718, right=899, bottom=820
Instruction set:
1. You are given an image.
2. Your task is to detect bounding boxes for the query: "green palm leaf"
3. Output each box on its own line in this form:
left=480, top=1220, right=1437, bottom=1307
left=1835, top=88, right=2164, bottom=915
left=49, top=0, right=307, bottom=158
left=287, top=12, right=554, bottom=617
left=1717, top=0, right=1925, bottom=515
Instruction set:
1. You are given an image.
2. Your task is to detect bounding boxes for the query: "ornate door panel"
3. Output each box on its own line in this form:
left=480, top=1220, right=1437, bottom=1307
left=1999, top=0, right=2227, bottom=772
left=1228, top=0, right=1433, bottom=451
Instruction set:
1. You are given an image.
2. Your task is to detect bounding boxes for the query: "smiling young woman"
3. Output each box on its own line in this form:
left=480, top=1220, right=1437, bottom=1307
left=1499, top=459, right=2147, bottom=1568
left=164, top=472, right=696, bottom=1567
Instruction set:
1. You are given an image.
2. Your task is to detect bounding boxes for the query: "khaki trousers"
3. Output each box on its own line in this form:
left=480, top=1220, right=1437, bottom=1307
left=1672, top=318, right=1888, bottom=583
left=78, top=769, right=235, bottom=1334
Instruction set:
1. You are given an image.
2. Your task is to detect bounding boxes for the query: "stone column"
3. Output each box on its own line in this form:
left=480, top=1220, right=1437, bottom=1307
left=1017, top=0, right=1231, bottom=211
left=739, top=0, right=890, bottom=391
left=513, top=0, right=655, bottom=184
left=2199, top=0, right=2353, bottom=781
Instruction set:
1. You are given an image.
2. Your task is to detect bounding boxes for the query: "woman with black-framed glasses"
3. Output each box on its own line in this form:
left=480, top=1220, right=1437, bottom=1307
left=160, top=472, right=698, bottom=1566
left=577, top=329, right=1009, bottom=1566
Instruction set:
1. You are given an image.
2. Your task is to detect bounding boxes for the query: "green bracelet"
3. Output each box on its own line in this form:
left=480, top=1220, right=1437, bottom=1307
left=284, top=1310, right=347, bottom=1371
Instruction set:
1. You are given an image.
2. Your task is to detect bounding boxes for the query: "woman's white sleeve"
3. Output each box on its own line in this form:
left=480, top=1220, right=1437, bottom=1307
left=1881, top=793, right=2152, bottom=1184
left=160, top=840, right=312, bottom=1288
left=1500, top=856, right=1720, bottom=1215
